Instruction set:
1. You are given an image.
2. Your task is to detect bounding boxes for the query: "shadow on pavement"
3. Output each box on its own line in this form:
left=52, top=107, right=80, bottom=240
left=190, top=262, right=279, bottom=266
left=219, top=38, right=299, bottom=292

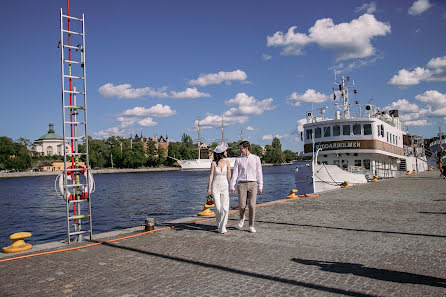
left=254, top=220, right=446, bottom=238
left=292, top=258, right=446, bottom=288
left=418, top=211, right=446, bottom=215
left=89, top=240, right=378, bottom=297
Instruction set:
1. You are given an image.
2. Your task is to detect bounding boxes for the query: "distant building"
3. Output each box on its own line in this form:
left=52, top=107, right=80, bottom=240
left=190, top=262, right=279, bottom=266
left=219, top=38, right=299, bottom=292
left=30, top=123, right=70, bottom=157
left=40, top=161, right=87, bottom=172
left=131, top=133, right=169, bottom=155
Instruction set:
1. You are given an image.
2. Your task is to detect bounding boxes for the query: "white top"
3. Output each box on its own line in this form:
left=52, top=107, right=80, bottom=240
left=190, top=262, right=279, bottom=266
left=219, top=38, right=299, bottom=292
left=230, top=154, right=263, bottom=190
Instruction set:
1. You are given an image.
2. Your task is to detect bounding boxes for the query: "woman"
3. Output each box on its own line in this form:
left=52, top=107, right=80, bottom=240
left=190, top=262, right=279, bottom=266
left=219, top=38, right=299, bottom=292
left=207, top=143, right=231, bottom=234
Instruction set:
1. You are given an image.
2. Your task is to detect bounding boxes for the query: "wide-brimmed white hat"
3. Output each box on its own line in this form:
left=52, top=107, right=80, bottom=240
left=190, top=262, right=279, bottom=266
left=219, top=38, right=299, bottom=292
left=214, top=143, right=228, bottom=153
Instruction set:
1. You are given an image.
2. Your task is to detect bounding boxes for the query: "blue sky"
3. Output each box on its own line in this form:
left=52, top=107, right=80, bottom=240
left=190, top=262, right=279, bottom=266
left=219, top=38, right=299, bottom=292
left=1, top=0, right=446, bottom=151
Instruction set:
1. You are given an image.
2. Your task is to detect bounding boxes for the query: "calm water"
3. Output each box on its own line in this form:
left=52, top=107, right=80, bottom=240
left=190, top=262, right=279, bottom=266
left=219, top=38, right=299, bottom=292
left=0, top=165, right=296, bottom=248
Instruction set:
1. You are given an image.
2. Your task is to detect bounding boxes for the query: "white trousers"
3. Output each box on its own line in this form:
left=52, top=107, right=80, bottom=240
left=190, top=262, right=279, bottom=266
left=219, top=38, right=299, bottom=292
left=212, top=180, right=229, bottom=233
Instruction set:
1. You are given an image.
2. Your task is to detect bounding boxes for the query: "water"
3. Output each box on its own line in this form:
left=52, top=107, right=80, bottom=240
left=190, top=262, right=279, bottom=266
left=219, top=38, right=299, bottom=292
left=0, top=165, right=296, bottom=248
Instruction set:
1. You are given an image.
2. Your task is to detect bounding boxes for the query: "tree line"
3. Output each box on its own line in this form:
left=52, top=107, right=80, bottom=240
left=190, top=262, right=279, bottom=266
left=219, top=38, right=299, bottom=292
left=0, top=134, right=296, bottom=171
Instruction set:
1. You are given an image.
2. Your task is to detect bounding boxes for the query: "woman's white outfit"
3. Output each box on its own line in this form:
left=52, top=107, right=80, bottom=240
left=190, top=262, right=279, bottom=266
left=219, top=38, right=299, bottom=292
left=212, top=162, right=230, bottom=233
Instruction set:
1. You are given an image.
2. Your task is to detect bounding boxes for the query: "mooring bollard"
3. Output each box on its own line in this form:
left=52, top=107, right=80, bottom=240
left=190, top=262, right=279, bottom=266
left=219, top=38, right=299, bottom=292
left=142, top=218, right=155, bottom=231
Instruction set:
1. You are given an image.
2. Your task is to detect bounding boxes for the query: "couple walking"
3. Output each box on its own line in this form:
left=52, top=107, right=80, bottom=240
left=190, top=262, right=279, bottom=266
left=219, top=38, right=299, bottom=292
left=207, top=141, right=263, bottom=234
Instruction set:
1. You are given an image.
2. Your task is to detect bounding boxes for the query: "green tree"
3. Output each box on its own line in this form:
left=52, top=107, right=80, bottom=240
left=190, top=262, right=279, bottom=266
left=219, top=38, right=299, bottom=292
left=227, top=142, right=240, bottom=157
left=0, top=137, right=31, bottom=171
left=283, top=150, right=297, bottom=163
left=272, top=137, right=282, bottom=150
left=250, top=143, right=263, bottom=157
left=181, top=133, right=193, bottom=147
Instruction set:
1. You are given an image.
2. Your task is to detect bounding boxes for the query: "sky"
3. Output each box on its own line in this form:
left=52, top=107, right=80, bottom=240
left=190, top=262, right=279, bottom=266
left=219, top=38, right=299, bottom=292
left=1, top=0, right=446, bottom=151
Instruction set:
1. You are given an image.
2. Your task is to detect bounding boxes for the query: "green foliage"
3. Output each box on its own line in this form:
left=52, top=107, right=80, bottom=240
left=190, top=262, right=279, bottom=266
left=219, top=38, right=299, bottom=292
left=181, top=133, right=194, bottom=147
left=283, top=150, right=297, bottom=162
left=0, top=136, right=32, bottom=171
left=263, top=139, right=285, bottom=165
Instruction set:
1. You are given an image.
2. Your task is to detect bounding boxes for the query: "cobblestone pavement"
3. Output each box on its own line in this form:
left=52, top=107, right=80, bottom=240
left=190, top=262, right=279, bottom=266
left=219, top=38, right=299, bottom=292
left=1, top=171, right=445, bottom=297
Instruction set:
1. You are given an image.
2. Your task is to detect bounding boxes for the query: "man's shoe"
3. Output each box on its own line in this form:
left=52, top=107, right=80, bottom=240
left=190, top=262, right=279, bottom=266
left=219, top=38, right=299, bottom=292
left=249, top=226, right=256, bottom=233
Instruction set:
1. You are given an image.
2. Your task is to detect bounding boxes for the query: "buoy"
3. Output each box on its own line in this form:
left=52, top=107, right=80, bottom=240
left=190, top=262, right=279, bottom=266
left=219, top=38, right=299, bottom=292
left=286, top=189, right=298, bottom=199
left=406, top=171, right=411, bottom=175
left=2, top=232, right=32, bottom=253
left=371, top=176, right=379, bottom=182
left=340, top=181, right=350, bottom=188
left=428, top=166, right=433, bottom=171
left=197, top=203, right=215, bottom=216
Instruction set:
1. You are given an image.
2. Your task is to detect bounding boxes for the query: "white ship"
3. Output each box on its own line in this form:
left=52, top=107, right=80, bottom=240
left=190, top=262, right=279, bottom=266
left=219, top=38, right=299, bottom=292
left=175, top=157, right=236, bottom=170
left=295, top=75, right=428, bottom=194
left=174, top=116, right=237, bottom=170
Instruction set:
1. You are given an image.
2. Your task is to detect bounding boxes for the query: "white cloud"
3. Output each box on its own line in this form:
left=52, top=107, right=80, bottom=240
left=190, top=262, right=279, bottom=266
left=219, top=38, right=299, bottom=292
left=408, top=0, right=432, bottom=16
left=267, top=14, right=390, bottom=61
left=297, top=118, right=307, bottom=134
left=388, top=56, right=446, bottom=87
left=355, top=2, right=376, bottom=14
left=117, top=117, right=138, bottom=128
left=121, top=104, right=176, bottom=118
left=262, top=54, right=272, bottom=61
left=198, top=114, right=249, bottom=128
left=388, top=67, right=432, bottom=86
left=415, top=90, right=446, bottom=110
left=93, top=127, right=128, bottom=139
left=99, top=83, right=169, bottom=99
left=384, top=99, right=420, bottom=113
left=189, top=70, right=247, bottom=86
left=246, top=126, right=255, bottom=131
left=262, top=134, right=288, bottom=141
left=288, top=89, right=329, bottom=107
left=170, top=87, right=210, bottom=99
left=224, top=93, right=275, bottom=116
left=138, top=117, right=158, bottom=127
left=99, top=84, right=210, bottom=99
left=404, top=119, right=429, bottom=126
left=394, top=90, right=446, bottom=127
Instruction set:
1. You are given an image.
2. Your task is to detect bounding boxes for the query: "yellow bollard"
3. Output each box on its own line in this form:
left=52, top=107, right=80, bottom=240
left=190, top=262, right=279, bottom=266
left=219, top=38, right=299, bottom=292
left=428, top=166, right=433, bottom=171
left=2, top=232, right=32, bottom=253
left=340, top=181, right=350, bottom=188
left=197, top=203, right=215, bottom=216
left=286, top=189, right=299, bottom=199
left=412, top=170, right=416, bottom=174
left=406, top=171, right=411, bottom=175
left=371, top=176, right=379, bottom=182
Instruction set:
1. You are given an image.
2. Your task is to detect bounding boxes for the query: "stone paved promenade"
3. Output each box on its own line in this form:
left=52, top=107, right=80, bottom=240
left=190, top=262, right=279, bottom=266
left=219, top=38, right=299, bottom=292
left=1, top=170, right=445, bottom=296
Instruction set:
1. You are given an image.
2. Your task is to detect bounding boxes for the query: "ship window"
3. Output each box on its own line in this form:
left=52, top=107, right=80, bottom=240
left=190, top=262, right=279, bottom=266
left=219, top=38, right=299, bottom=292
left=364, top=159, right=371, bottom=169
left=387, top=132, right=389, bottom=142
left=321, top=161, right=328, bottom=165
left=377, top=125, right=380, bottom=136
left=381, top=125, right=384, bottom=137
left=334, top=160, right=340, bottom=166
left=353, top=124, right=361, bottom=135
left=363, top=124, right=372, bottom=135
left=341, top=160, right=348, bottom=169
left=306, top=129, right=313, bottom=140
left=355, top=159, right=362, bottom=167
left=396, top=137, right=398, bottom=146
left=393, top=135, right=396, bottom=144
left=343, top=125, right=350, bottom=136
left=315, top=127, right=321, bottom=138
left=323, top=126, right=331, bottom=137
left=333, top=125, right=340, bottom=136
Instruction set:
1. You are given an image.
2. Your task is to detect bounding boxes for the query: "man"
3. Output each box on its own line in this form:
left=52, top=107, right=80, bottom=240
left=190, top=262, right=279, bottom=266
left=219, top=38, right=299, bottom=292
left=230, top=140, right=263, bottom=233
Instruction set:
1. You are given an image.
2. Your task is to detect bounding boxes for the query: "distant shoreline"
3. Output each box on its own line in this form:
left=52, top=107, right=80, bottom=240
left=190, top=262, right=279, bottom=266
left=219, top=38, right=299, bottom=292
left=0, top=167, right=181, bottom=179
left=0, top=162, right=295, bottom=179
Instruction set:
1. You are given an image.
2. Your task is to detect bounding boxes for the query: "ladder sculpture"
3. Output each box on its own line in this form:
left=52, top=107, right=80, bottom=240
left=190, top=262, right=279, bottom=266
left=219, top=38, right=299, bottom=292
left=58, top=7, right=93, bottom=243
